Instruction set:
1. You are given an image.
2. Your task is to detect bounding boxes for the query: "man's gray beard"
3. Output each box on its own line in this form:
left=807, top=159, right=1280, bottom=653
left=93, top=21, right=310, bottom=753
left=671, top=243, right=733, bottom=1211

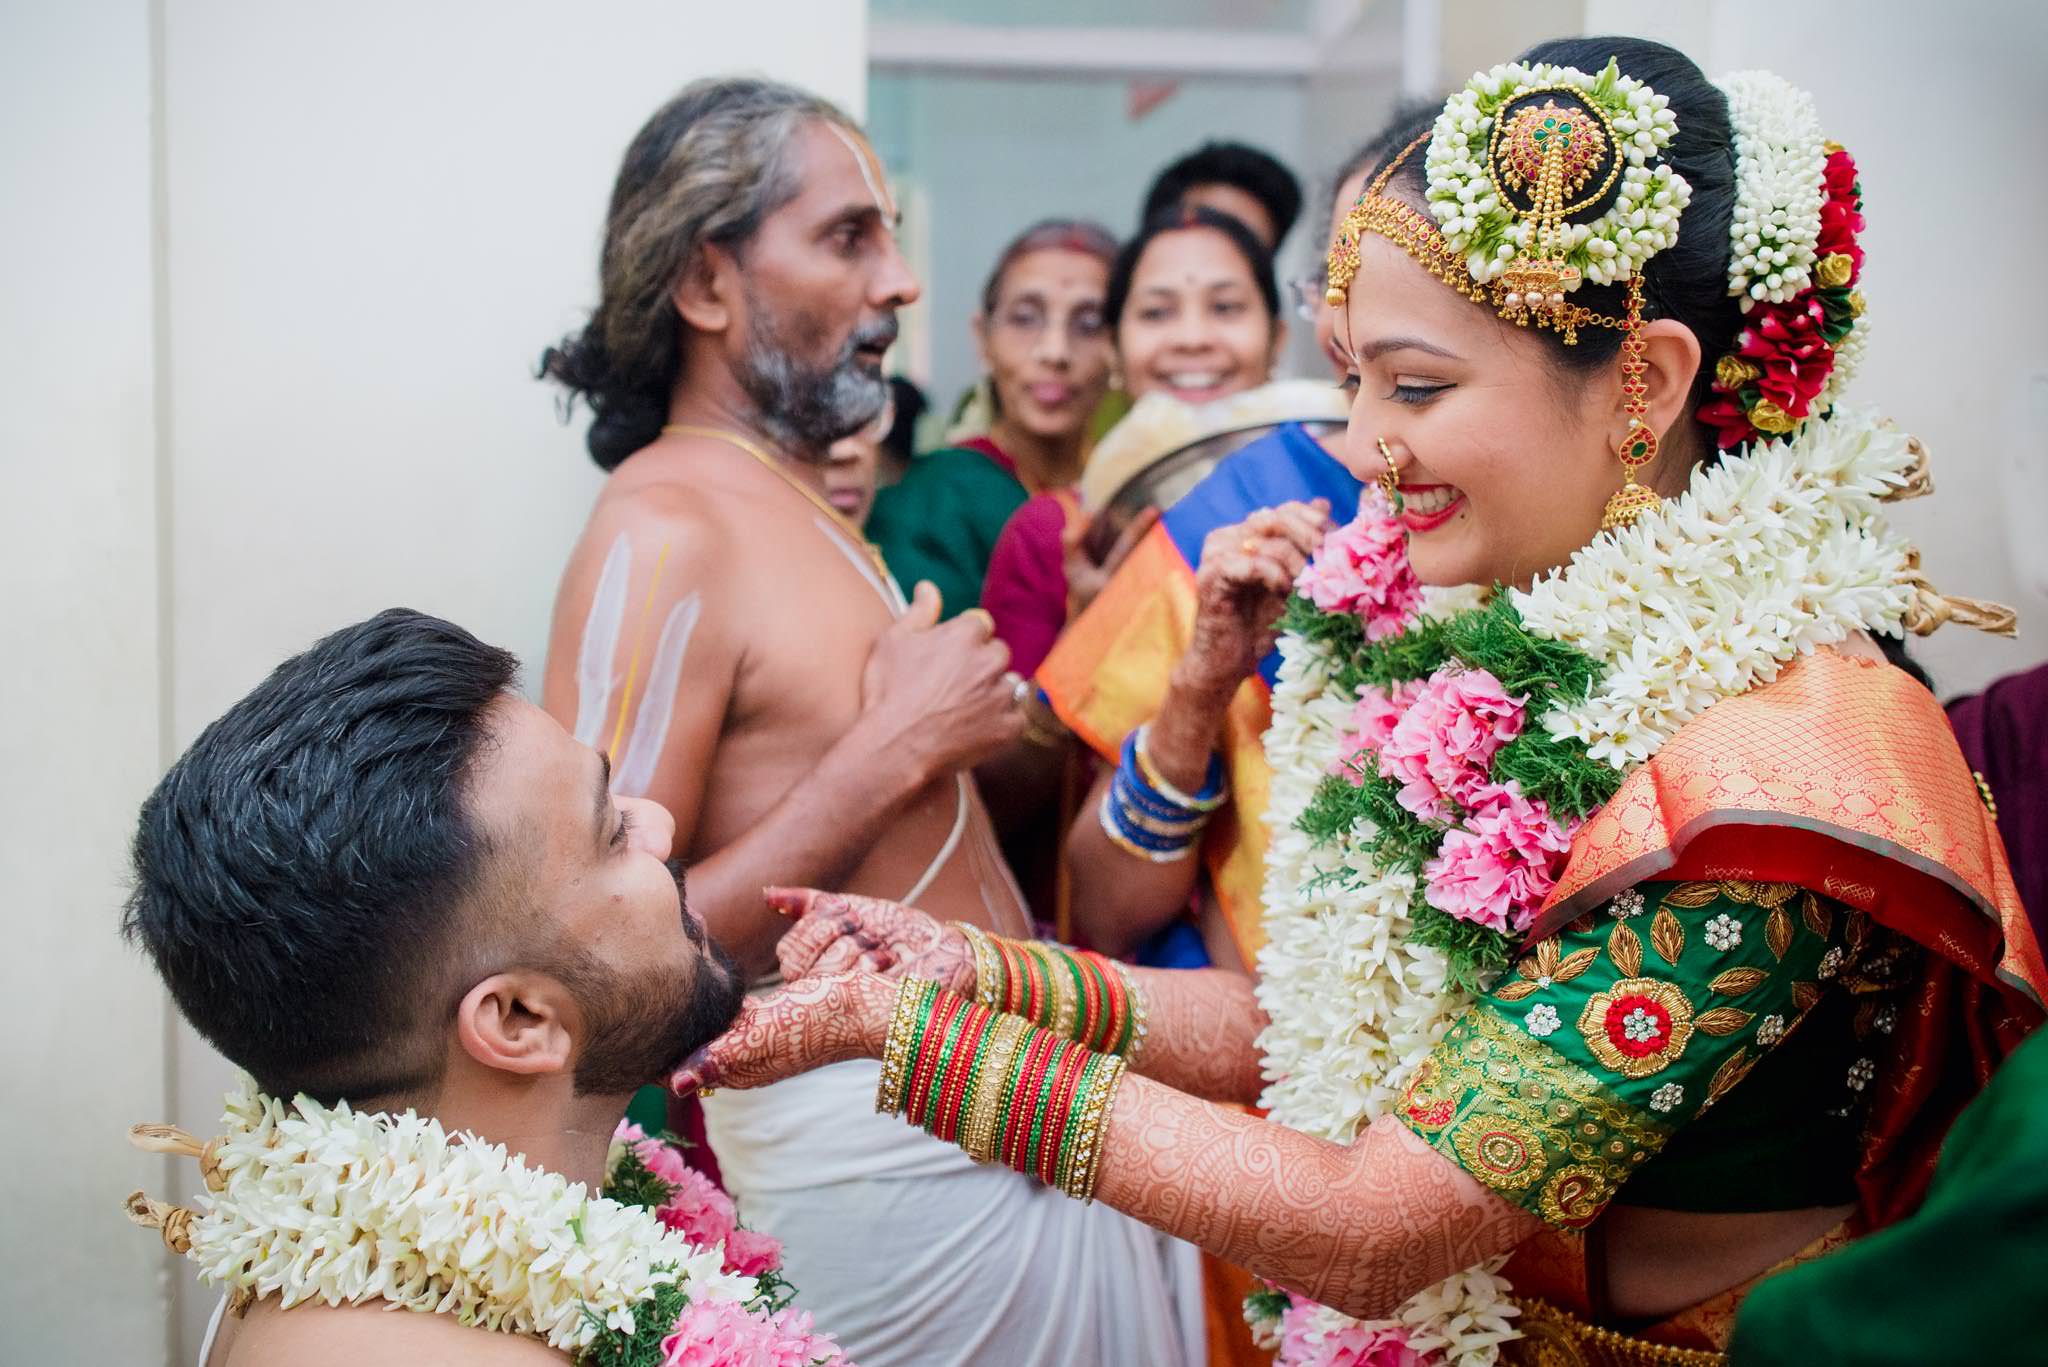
left=735, top=295, right=892, bottom=461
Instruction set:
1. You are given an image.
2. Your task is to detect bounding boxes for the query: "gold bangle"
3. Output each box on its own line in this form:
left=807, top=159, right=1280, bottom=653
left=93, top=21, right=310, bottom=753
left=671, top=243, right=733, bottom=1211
left=1034, top=943, right=1077, bottom=1037
left=957, top=923, right=1002, bottom=1009
left=1062, top=1054, right=1128, bottom=1202
left=874, top=978, right=932, bottom=1115
left=962, top=1014, right=1031, bottom=1163
left=1117, top=964, right=1149, bottom=1068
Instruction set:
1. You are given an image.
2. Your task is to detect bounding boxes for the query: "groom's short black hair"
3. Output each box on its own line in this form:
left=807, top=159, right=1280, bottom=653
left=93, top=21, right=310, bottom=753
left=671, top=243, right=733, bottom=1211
left=124, top=608, right=520, bottom=1101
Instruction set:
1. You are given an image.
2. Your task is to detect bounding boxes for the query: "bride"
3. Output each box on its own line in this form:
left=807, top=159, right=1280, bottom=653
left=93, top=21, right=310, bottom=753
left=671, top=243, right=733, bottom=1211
left=684, top=35, right=2042, bottom=1365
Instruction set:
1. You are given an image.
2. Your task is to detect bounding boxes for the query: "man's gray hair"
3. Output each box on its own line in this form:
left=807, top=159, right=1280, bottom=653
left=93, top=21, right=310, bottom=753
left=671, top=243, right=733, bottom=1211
left=541, top=77, right=859, bottom=470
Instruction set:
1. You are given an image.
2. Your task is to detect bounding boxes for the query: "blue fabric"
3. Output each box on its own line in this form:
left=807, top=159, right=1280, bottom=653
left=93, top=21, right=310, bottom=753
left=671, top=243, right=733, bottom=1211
left=1135, top=917, right=1212, bottom=969
left=1157, top=422, right=1362, bottom=688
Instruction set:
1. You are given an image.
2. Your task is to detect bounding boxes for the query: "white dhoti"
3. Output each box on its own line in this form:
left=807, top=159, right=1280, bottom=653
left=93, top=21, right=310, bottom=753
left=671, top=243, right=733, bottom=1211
left=704, top=1058, right=1204, bottom=1367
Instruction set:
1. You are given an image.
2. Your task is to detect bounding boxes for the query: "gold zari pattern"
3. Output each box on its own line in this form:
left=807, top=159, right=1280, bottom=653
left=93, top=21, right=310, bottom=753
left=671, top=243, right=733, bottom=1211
left=1402, top=1009, right=1671, bottom=1230
left=1503, top=1297, right=1726, bottom=1367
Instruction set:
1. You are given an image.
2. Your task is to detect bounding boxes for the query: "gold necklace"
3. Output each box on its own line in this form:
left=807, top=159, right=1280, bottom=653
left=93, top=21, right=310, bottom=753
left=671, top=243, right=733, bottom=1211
left=661, top=423, right=890, bottom=580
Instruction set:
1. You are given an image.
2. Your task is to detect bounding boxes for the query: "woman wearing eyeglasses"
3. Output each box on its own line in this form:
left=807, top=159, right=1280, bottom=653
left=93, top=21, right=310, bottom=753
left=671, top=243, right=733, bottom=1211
left=865, top=220, right=1118, bottom=623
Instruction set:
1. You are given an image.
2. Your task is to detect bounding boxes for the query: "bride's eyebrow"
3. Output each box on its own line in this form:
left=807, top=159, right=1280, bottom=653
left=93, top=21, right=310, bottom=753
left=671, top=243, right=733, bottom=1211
left=1357, top=335, right=1462, bottom=362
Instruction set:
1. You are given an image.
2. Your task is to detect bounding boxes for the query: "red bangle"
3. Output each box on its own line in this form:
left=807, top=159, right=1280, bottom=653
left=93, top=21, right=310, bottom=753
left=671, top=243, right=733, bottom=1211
left=1003, top=1028, right=1057, bottom=1171
left=1073, top=951, right=1109, bottom=1050
left=1036, top=1041, right=1089, bottom=1184
left=905, top=992, right=962, bottom=1129
left=1086, top=951, right=1128, bottom=1054
left=933, top=1002, right=990, bottom=1143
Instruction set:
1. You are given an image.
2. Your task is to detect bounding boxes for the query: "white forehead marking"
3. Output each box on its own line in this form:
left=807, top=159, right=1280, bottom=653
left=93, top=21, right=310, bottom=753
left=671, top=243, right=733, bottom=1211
left=826, top=122, right=895, bottom=220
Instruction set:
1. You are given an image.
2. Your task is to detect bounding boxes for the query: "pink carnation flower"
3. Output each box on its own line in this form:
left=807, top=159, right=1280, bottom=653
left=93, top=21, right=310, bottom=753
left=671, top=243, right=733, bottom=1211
left=1297, top=495, right=1422, bottom=641
left=1376, top=668, right=1526, bottom=821
left=721, top=1226, right=785, bottom=1278
left=651, top=1152, right=741, bottom=1249
left=1330, top=681, right=1424, bottom=783
left=1276, top=1295, right=1424, bottom=1367
left=661, top=1299, right=854, bottom=1367
left=1422, top=782, right=1576, bottom=934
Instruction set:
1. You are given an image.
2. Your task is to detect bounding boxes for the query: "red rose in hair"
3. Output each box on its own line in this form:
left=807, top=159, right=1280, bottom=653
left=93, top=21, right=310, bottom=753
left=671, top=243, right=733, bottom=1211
left=1698, top=392, right=1758, bottom=450
left=1823, top=148, right=1859, bottom=201
left=1736, top=295, right=1834, bottom=418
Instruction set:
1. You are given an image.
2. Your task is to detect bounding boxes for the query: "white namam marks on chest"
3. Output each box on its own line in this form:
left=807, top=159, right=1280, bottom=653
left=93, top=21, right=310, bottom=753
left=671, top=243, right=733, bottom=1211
left=571, top=530, right=702, bottom=797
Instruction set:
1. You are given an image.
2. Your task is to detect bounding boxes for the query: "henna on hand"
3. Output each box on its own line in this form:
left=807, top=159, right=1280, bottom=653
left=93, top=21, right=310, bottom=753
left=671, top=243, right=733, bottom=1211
left=1122, top=967, right=1268, bottom=1104
left=1094, top=1078, right=1542, bottom=1321
left=766, top=887, right=974, bottom=994
left=672, top=969, right=895, bottom=1093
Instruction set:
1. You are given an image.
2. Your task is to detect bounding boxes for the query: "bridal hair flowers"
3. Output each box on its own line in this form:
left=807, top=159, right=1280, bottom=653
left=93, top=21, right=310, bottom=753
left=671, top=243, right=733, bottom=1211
left=1700, top=71, right=1869, bottom=449
left=1424, top=59, right=1690, bottom=301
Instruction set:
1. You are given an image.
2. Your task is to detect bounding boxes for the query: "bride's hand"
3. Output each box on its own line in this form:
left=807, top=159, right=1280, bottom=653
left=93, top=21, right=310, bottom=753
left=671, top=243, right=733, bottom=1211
left=670, top=968, right=896, bottom=1094
left=765, top=886, right=978, bottom=997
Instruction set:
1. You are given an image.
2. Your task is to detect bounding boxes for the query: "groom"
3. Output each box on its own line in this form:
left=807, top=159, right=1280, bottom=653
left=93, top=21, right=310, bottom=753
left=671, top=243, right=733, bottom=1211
left=124, top=608, right=748, bottom=1364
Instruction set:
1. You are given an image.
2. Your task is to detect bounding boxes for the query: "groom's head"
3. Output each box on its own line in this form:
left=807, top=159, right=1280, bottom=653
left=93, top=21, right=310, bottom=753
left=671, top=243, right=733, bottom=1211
left=125, top=608, right=742, bottom=1108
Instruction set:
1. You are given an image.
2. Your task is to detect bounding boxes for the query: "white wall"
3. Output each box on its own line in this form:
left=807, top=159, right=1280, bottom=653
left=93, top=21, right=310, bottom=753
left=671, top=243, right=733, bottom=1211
left=2, top=3, right=867, bottom=1362
left=0, top=2, right=172, bottom=1362
left=1578, top=0, right=2048, bottom=695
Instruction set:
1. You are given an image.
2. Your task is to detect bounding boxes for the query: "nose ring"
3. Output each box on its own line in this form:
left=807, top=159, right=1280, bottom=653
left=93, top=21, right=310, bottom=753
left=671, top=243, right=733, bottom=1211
left=1376, top=438, right=1402, bottom=504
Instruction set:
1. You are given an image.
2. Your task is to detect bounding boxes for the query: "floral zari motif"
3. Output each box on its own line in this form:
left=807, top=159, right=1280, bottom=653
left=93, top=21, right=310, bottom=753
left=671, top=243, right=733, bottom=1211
left=1401, top=880, right=1853, bottom=1228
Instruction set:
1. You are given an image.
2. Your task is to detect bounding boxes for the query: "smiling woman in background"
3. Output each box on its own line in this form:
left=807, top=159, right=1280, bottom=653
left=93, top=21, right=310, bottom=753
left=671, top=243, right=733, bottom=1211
left=866, top=219, right=1117, bottom=620
left=981, top=206, right=1284, bottom=676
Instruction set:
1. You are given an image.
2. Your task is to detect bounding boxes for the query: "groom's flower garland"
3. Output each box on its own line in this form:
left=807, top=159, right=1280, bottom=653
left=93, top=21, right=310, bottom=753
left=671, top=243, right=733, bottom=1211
left=165, top=1080, right=853, bottom=1366
left=1247, top=407, right=1920, bottom=1365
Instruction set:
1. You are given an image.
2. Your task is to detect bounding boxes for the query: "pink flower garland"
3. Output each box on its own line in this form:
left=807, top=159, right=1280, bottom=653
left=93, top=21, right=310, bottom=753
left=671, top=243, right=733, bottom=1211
left=618, top=1123, right=789, bottom=1279
left=1422, top=782, right=1577, bottom=934
left=612, top=1123, right=852, bottom=1365
left=1297, top=490, right=1424, bottom=640
left=1274, top=1290, right=1426, bottom=1367
left=1375, top=668, right=1525, bottom=821
left=660, top=1298, right=848, bottom=1367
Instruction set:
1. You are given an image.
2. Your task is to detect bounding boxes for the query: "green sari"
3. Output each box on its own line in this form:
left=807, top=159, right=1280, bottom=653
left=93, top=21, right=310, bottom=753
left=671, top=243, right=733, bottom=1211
left=1728, top=1024, right=2048, bottom=1365
left=866, top=438, right=1027, bottom=619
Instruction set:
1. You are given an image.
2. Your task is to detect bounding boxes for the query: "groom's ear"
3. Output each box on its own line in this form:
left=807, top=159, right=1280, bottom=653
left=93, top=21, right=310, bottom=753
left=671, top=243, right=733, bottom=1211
left=456, top=972, right=578, bottom=1078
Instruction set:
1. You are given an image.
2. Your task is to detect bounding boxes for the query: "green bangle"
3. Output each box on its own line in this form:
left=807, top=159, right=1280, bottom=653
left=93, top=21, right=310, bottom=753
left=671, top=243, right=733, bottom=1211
left=1022, top=1041, right=1062, bottom=1180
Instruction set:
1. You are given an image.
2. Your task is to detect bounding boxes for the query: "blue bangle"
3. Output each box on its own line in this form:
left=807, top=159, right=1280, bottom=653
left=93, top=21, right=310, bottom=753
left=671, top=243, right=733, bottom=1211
left=1111, top=763, right=1205, bottom=826
left=1119, top=726, right=1227, bottom=814
left=1098, top=790, right=1196, bottom=863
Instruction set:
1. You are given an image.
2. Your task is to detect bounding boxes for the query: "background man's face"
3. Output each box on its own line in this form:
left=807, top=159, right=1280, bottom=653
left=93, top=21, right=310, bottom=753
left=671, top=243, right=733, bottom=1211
left=729, top=121, right=922, bottom=456
left=468, top=698, right=742, bottom=1093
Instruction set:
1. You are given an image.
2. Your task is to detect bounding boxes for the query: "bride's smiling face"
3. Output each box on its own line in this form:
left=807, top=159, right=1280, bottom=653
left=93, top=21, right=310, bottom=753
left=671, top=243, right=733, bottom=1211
left=1333, top=231, right=1701, bottom=590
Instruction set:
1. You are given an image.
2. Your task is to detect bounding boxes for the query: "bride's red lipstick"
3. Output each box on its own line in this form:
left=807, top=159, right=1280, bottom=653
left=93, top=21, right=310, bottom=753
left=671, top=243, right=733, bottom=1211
left=1398, top=485, right=1465, bottom=532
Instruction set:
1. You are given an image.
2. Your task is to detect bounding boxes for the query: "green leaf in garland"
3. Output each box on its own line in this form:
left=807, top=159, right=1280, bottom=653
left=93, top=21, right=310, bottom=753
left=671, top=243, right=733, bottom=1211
left=578, top=1275, right=692, bottom=1367
left=1408, top=903, right=1514, bottom=994
left=1490, top=728, right=1624, bottom=816
left=603, top=1142, right=678, bottom=1214
left=1442, top=597, right=1604, bottom=707
left=1245, top=1286, right=1293, bottom=1323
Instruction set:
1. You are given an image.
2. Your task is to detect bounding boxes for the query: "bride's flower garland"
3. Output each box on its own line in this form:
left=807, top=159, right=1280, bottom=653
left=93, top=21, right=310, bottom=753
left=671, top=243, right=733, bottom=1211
left=162, top=1080, right=853, bottom=1366
left=1247, top=406, right=1921, bottom=1365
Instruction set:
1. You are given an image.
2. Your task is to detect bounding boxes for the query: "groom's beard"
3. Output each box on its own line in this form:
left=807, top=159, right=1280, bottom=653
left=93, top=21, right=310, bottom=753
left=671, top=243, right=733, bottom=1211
left=565, top=860, right=747, bottom=1096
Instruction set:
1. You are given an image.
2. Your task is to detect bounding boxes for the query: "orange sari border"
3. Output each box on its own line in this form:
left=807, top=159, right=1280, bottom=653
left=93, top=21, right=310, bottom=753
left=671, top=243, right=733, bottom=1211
left=1038, top=525, right=1274, bottom=964
left=1531, top=650, right=2042, bottom=1009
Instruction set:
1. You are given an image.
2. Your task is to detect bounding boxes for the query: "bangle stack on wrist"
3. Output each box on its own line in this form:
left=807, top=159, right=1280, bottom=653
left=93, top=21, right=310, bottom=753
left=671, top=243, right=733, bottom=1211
left=958, top=924, right=1148, bottom=1064
left=1097, top=723, right=1228, bottom=863
left=877, top=978, right=1126, bottom=1202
